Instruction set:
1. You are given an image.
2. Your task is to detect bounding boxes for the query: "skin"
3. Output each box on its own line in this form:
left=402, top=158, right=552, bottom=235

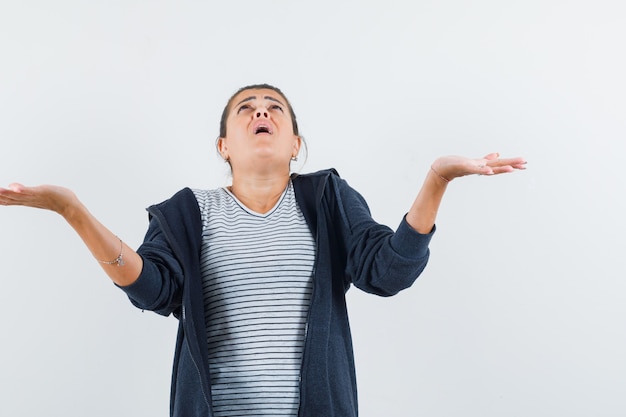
left=408, top=152, right=526, bottom=233
left=0, top=87, right=527, bottom=287
left=217, top=89, right=302, bottom=214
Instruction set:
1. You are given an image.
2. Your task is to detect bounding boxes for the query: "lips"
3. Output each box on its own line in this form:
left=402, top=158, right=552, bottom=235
left=252, top=120, right=273, bottom=135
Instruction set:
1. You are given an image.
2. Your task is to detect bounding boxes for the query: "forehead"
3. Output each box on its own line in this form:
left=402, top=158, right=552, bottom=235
left=230, top=88, right=287, bottom=109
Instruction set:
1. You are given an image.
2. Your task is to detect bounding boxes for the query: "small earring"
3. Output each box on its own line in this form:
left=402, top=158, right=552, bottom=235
left=291, top=156, right=298, bottom=162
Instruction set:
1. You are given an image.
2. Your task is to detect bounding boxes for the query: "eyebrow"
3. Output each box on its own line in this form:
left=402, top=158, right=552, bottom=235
left=234, top=95, right=286, bottom=109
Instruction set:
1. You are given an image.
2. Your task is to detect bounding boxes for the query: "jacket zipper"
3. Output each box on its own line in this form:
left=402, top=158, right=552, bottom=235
left=297, top=261, right=317, bottom=417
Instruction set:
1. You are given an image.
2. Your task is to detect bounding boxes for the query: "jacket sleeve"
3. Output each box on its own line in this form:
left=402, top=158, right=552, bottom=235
left=333, top=175, right=434, bottom=296
left=117, top=215, right=185, bottom=317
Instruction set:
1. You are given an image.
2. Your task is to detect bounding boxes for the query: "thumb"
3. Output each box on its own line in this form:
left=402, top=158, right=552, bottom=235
left=8, top=183, right=26, bottom=192
left=482, top=152, right=500, bottom=161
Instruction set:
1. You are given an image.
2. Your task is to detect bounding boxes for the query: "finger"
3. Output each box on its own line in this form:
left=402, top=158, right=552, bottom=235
left=482, top=152, right=500, bottom=161
left=475, top=153, right=503, bottom=172
left=490, top=166, right=515, bottom=175
left=486, top=157, right=526, bottom=168
left=491, top=156, right=523, bottom=166
left=474, top=160, right=493, bottom=174
left=9, top=183, right=30, bottom=193
left=0, top=191, right=25, bottom=205
left=477, top=166, right=495, bottom=175
left=478, top=161, right=518, bottom=175
left=0, top=184, right=34, bottom=205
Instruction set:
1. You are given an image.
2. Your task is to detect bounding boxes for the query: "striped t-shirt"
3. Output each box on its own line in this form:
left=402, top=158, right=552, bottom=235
left=193, top=181, right=315, bottom=416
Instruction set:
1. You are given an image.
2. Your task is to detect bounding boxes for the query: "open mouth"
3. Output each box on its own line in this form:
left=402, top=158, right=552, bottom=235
left=253, top=122, right=273, bottom=135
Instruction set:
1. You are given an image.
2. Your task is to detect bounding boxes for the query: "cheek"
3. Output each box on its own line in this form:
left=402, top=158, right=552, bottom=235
left=225, top=118, right=249, bottom=139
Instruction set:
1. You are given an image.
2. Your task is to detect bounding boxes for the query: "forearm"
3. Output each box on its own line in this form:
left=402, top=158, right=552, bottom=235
left=62, top=201, right=142, bottom=287
left=405, top=168, right=448, bottom=234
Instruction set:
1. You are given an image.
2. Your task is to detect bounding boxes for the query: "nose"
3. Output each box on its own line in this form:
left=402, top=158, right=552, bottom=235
left=254, top=107, right=269, bottom=119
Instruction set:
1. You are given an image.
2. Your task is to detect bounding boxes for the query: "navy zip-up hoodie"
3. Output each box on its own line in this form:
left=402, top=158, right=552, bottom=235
left=119, top=169, right=434, bottom=416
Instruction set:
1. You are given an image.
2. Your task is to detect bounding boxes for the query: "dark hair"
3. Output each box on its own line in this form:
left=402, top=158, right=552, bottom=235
left=219, top=83, right=299, bottom=137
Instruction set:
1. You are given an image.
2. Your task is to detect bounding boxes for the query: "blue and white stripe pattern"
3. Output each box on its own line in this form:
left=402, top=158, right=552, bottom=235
left=193, top=181, right=315, bottom=416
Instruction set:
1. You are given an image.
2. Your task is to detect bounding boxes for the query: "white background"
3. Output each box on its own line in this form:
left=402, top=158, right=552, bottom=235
left=1, top=1, right=625, bottom=416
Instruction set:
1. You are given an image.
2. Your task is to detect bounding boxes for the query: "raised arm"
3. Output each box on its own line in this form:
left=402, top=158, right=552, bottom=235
left=0, top=183, right=142, bottom=286
left=406, top=153, right=527, bottom=233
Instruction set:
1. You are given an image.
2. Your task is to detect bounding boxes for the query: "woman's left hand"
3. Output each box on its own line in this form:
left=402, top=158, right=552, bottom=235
left=431, top=153, right=527, bottom=182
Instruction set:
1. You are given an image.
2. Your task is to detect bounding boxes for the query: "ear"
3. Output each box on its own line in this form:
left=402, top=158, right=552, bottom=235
left=292, top=136, right=302, bottom=158
left=217, top=137, right=229, bottom=160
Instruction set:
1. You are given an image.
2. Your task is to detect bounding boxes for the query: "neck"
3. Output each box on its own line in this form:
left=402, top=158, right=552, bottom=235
left=229, top=172, right=291, bottom=214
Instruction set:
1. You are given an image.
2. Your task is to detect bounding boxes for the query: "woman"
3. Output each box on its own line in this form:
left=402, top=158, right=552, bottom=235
left=0, top=84, right=526, bottom=416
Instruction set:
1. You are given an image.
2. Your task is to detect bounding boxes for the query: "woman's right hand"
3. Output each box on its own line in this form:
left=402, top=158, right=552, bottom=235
left=0, top=183, right=81, bottom=218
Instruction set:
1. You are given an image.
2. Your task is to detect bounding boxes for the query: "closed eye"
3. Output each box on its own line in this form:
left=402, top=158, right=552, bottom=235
left=270, top=104, right=283, bottom=112
left=237, top=104, right=251, bottom=114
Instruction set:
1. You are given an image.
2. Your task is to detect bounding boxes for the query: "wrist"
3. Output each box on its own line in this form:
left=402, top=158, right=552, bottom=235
left=60, top=197, right=87, bottom=223
left=430, top=165, right=451, bottom=184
